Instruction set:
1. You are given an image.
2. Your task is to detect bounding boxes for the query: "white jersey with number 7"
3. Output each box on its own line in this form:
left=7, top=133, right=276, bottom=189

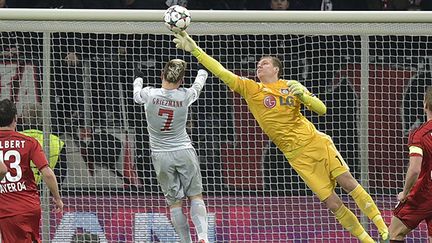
left=133, top=69, right=208, bottom=152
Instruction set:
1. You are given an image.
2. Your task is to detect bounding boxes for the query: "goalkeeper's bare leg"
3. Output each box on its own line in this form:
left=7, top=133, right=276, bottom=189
left=188, top=194, right=209, bottom=243
left=337, top=171, right=390, bottom=242
left=325, top=192, right=375, bottom=243
left=170, top=201, right=192, bottom=243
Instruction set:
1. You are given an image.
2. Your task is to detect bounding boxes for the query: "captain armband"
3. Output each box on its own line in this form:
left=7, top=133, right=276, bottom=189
left=409, top=146, right=423, bottom=157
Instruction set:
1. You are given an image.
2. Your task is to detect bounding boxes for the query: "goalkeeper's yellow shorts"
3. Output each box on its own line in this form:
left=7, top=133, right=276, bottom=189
left=284, top=131, right=349, bottom=201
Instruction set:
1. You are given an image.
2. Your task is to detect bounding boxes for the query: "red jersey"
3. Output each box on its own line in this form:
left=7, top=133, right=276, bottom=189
left=0, top=130, right=48, bottom=218
left=407, top=120, right=432, bottom=205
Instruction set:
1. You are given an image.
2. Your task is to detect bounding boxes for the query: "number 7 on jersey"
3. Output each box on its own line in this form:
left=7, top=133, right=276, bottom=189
left=158, top=108, right=174, bottom=131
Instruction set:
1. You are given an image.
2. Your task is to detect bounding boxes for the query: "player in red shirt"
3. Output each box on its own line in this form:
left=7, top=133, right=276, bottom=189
left=389, top=87, right=432, bottom=242
left=0, top=99, right=63, bottom=243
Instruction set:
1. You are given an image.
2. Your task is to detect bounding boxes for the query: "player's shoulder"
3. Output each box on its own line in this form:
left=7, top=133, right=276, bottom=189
left=144, top=86, right=156, bottom=91
left=16, top=131, right=41, bottom=143
left=143, top=86, right=160, bottom=95
left=409, top=120, right=432, bottom=143
left=178, top=87, right=188, bottom=93
left=2, top=130, right=40, bottom=148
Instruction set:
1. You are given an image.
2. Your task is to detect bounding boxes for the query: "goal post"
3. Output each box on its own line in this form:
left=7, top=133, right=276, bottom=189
left=0, top=9, right=431, bottom=242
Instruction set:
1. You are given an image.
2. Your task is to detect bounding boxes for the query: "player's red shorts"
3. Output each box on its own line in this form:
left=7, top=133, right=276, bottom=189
left=0, top=208, right=41, bottom=243
left=393, top=199, right=432, bottom=236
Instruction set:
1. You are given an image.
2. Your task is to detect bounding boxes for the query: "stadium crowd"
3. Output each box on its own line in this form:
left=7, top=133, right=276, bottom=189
left=2, top=0, right=432, bottom=11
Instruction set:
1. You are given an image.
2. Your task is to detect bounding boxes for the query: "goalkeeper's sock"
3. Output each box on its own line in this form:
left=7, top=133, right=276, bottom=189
left=190, top=199, right=209, bottom=242
left=333, top=204, right=374, bottom=243
left=170, top=207, right=192, bottom=243
left=350, top=185, right=389, bottom=239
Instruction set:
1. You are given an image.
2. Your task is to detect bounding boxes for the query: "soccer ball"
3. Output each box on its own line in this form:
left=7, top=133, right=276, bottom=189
left=163, top=5, right=191, bottom=33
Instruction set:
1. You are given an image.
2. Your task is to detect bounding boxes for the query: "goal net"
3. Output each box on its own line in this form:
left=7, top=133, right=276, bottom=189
left=0, top=9, right=430, bottom=242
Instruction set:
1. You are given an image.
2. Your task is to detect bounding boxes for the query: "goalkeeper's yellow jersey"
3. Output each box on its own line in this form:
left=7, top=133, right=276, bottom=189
left=192, top=48, right=319, bottom=158
left=227, top=77, right=317, bottom=158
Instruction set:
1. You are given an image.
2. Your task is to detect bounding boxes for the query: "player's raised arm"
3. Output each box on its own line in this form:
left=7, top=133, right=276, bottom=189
left=133, top=68, right=150, bottom=104
left=187, top=69, right=208, bottom=104
left=287, top=80, right=327, bottom=116
left=173, top=31, right=237, bottom=88
left=192, top=69, right=208, bottom=93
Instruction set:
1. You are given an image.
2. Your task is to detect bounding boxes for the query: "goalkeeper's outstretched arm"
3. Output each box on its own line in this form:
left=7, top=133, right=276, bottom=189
left=173, top=31, right=237, bottom=88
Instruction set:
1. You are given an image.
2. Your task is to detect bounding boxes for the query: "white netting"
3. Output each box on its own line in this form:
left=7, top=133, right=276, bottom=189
left=0, top=9, right=431, bottom=242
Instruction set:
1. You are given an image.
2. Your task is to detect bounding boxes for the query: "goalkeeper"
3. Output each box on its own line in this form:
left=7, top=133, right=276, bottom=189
left=173, top=31, right=389, bottom=243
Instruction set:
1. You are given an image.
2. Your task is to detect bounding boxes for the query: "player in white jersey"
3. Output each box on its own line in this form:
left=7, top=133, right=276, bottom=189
left=133, top=59, right=209, bottom=243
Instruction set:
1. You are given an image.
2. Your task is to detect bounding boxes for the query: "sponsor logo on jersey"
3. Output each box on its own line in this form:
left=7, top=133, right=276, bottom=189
left=280, top=89, right=289, bottom=94
left=263, top=95, right=276, bottom=108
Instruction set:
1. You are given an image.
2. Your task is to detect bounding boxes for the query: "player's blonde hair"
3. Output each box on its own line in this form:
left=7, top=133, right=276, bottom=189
left=163, top=59, right=186, bottom=83
left=425, top=86, right=432, bottom=111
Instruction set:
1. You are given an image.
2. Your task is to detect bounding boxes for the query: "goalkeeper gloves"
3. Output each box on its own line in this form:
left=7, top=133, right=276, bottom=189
left=173, top=31, right=198, bottom=53
left=287, top=80, right=308, bottom=99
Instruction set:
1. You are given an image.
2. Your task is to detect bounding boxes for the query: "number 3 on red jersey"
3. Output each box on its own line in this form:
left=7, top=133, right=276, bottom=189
left=0, top=150, right=22, bottom=183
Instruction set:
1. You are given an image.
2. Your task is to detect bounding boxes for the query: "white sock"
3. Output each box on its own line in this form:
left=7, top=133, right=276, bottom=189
left=190, top=199, right=208, bottom=242
left=170, top=207, right=192, bottom=243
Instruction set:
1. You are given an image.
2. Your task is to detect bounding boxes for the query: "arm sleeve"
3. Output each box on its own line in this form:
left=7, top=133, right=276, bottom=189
left=186, top=69, right=208, bottom=106
left=191, top=48, right=238, bottom=89
left=408, top=129, right=423, bottom=157
left=133, top=78, right=150, bottom=104
left=299, top=93, right=327, bottom=116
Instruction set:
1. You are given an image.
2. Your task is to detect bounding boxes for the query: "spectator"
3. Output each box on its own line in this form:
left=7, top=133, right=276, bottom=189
left=271, top=0, right=290, bottom=10
left=409, top=0, right=432, bottom=10
left=321, top=0, right=369, bottom=10
left=246, top=0, right=309, bottom=10
left=165, top=0, right=188, bottom=7
left=18, top=103, right=68, bottom=187
left=367, top=0, right=410, bottom=10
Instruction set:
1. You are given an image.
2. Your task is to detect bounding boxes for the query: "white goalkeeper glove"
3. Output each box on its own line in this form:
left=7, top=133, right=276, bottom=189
left=287, top=80, right=308, bottom=99
left=173, top=31, right=198, bottom=53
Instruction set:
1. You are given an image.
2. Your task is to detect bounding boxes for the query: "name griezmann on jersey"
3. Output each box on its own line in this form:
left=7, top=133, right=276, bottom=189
left=152, top=98, right=184, bottom=107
